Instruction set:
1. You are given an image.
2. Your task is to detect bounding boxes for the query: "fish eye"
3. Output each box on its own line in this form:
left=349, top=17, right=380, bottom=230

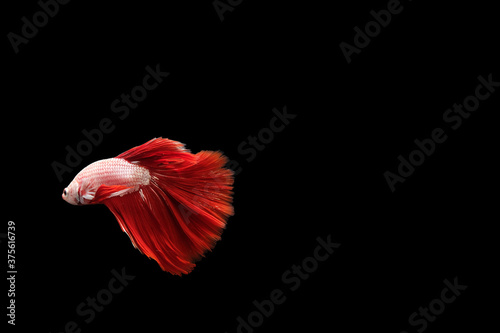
left=63, top=189, right=67, bottom=197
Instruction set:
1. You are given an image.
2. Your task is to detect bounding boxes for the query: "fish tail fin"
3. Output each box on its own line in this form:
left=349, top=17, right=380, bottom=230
left=104, top=138, right=234, bottom=275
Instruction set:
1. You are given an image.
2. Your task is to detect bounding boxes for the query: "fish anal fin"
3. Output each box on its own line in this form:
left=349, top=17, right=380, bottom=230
left=104, top=191, right=196, bottom=275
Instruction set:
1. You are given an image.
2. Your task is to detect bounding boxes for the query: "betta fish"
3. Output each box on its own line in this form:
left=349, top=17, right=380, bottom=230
left=62, top=137, right=234, bottom=275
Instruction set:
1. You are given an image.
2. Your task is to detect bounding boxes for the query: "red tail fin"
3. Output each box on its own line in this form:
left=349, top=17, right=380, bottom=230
left=104, top=138, right=234, bottom=275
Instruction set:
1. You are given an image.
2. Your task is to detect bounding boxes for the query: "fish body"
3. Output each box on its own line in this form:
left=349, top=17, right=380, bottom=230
left=62, top=138, right=234, bottom=275
left=63, top=158, right=150, bottom=205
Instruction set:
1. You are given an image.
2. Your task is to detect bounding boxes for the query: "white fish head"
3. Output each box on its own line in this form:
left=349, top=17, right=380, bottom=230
left=62, top=180, right=82, bottom=205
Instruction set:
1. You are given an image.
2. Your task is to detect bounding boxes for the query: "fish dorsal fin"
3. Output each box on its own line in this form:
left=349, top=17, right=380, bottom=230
left=116, top=137, right=197, bottom=169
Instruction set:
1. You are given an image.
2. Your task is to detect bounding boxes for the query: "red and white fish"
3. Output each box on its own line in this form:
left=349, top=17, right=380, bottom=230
left=62, top=137, right=234, bottom=275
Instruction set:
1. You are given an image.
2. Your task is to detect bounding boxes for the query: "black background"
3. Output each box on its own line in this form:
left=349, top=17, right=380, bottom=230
left=3, top=0, right=498, bottom=332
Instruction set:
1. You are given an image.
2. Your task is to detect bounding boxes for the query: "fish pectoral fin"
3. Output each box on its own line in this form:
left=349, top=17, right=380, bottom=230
left=82, top=193, right=95, bottom=200
left=91, top=184, right=134, bottom=204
